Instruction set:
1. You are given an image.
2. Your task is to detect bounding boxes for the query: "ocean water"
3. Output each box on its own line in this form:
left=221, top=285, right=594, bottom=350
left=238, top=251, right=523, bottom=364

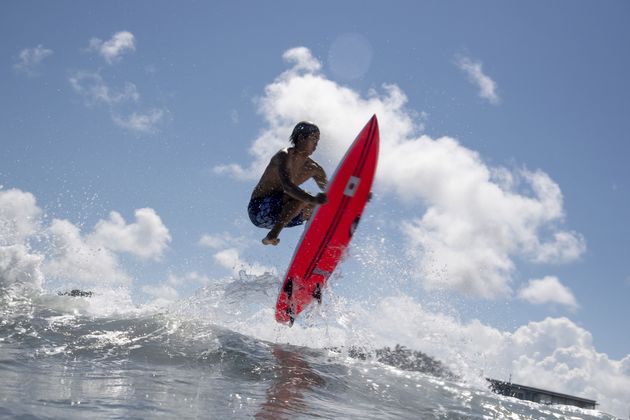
left=0, top=274, right=617, bottom=420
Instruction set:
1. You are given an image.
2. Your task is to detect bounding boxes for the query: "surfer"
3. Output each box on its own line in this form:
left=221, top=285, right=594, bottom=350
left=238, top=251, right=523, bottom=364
left=248, top=121, right=328, bottom=246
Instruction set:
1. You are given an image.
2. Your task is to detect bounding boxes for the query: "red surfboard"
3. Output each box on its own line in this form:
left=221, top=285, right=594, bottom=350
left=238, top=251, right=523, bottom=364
left=275, top=115, right=380, bottom=326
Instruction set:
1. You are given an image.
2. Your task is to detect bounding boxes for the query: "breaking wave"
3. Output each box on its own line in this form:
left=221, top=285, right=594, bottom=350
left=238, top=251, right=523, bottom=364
left=0, top=272, right=615, bottom=419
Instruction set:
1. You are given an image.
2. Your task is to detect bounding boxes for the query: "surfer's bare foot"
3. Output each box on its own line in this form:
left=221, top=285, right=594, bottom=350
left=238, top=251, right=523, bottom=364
left=262, top=235, right=280, bottom=246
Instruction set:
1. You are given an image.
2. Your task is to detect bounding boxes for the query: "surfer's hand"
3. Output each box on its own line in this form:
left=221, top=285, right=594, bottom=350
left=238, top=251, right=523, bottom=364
left=313, top=193, right=328, bottom=204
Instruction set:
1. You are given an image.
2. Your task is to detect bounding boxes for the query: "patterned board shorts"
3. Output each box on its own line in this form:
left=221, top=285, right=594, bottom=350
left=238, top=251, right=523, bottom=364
left=248, top=193, right=306, bottom=229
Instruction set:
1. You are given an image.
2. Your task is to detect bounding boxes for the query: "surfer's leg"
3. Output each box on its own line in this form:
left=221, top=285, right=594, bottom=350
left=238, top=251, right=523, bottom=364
left=262, top=196, right=307, bottom=245
left=300, top=203, right=316, bottom=220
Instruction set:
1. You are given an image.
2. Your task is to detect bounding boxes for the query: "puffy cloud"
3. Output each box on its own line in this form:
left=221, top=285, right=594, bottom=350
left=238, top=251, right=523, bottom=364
left=396, top=164, right=585, bottom=298
left=215, top=47, right=585, bottom=298
left=0, top=186, right=170, bottom=290
left=89, top=31, right=136, bottom=64
left=45, top=218, right=131, bottom=286
left=282, top=47, right=321, bottom=73
left=215, top=47, right=416, bottom=180
left=200, top=233, right=273, bottom=276
left=505, top=318, right=629, bottom=418
left=0, top=188, right=41, bottom=246
left=455, top=55, right=501, bottom=105
left=44, top=208, right=170, bottom=287
left=518, top=276, right=579, bottom=309
left=361, top=296, right=630, bottom=418
left=90, top=208, right=171, bottom=260
left=528, top=231, right=586, bottom=264
left=14, top=45, right=53, bottom=76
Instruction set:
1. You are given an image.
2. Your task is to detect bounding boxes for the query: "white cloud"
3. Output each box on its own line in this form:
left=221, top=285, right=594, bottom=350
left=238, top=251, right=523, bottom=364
left=455, top=55, right=501, bottom=105
left=395, top=165, right=585, bottom=298
left=69, top=71, right=166, bottom=134
left=282, top=47, right=321, bottom=73
left=518, top=276, right=579, bottom=309
left=45, top=218, right=132, bottom=286
left=214, top=46, right=417, bottom=180
left=89, top=31, right=136, bottom=64
left=14, top=45, right=53, bottom=76
left=0, top=186, right=172, bottom=290
left=362, top=296, right=630, bottom=418
left=213, top=163, right=252, bottom=179
left=506, top=317, right=628, bottom=418
left=90, top=208, right=171, bottom=260
left=213, top=248, right=276, bottom=276
left=199, top=232, right=246, bottom=250
left=528, top=229, right=586, bottom=264
left=69, top=71, right=139, bottom=106
left=200, top=233, right=272, bottom=276
left=112, top=109, right=166, bottom=134
left=215, top=47, right=585, bottom=299
left=72, top=32, right=167, bottom=134
left=0, top=188, right=41, bottom=246
left=44, top=208, right=171, bottom=287
left=199, top=234, right=227, bottom=249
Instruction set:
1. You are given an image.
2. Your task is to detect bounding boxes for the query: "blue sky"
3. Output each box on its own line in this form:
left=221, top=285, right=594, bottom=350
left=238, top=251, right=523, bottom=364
left=2, top=1, right=630, bottom=415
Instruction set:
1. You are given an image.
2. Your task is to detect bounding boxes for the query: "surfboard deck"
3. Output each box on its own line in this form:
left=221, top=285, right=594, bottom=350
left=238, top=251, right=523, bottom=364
left=275, top=115, right=380, bottom=326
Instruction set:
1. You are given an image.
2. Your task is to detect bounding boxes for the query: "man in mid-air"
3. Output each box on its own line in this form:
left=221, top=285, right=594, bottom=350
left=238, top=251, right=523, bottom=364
left=248, top=121, right=328, bottom=245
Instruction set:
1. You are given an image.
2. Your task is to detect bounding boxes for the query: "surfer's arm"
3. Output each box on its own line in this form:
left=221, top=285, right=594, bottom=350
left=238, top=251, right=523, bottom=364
left=311, top=161, right=328, bottom=191
left=277, top=152, right=321, bottom=203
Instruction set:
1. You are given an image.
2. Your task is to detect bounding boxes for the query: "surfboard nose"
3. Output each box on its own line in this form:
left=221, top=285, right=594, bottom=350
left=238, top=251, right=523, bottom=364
left=369, top=114, right=378, bottom=128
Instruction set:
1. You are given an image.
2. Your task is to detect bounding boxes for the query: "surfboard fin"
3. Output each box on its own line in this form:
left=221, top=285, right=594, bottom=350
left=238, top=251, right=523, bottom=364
left=284, top=278, right=293, bottom=299
left=349, top=216, right=361, bottom=238
left=286, top=306, right=295, bottom=327
left=313, top=283, right=322, bottom=305
left=284, top=278, right=296, bottom=326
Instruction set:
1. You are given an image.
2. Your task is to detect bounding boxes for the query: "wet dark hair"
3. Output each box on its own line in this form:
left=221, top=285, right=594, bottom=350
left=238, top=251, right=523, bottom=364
left=289, top=121, right=319, bottom=145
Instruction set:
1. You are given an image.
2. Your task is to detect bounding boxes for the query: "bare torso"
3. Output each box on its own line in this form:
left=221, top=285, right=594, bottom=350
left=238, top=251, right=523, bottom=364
left=251, top=147, right=326, bottom=201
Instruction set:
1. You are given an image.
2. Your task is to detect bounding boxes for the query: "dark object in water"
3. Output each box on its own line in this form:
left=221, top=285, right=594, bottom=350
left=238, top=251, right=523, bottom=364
left=328, top=344, right=457, bottom=380
left=58, top=289, right=93, bottom=298
left=487, top=378, right=597, bottom=410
